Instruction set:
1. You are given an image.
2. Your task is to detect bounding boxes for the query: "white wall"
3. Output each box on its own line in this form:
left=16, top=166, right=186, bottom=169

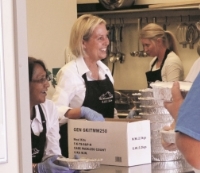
left=26, top=0, right=77, bottom=98
left=0, top=0, right=30, bottom=172
left=0, top=0, right=19, bottom=172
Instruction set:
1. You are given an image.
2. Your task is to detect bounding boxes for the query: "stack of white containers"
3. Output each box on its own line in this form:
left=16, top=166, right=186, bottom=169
left=138, top=82, right=193, bottom=172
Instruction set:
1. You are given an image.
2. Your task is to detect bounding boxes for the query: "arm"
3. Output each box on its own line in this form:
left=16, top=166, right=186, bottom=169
left=164, top=75, right=200, bottom=169
left=43, top=100, right=61, bottom=160
left=52, top=68, right=81, bottom=123
left=176, top=132, right=200, bottom=169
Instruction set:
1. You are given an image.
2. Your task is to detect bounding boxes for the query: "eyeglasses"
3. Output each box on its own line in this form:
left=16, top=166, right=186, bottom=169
left=31, top=75, right=52, bottom=84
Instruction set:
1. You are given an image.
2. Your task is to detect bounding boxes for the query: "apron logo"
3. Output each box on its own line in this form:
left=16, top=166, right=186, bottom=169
left=32, top=148, right=40, bottom=157
left=99, top=91, right=113, bottom=103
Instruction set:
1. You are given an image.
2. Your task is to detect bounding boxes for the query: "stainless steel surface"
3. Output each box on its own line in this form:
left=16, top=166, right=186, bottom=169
left=78, top=5, right=200, bottom=15
left=79, top=161, right=194, bottom=173
left=115, top=90, right=141, bottom=117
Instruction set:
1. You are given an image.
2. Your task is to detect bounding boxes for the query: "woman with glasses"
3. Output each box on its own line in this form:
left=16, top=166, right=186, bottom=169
left=29, top=57, right=74, bottom=173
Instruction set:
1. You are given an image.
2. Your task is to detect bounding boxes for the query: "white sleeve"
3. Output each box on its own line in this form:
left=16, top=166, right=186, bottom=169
left=184, top=58, right=200, bottom=82
left=52, top=68, right=77, bottom=125
left=42, top=100, right=61, bottom=160
left=162, top=54, right=184, bottom=82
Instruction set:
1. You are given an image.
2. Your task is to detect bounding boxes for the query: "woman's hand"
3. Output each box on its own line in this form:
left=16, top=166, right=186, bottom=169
left=80, top=107, right=105, bottom=121
left=37, top=155, right=75, bottom=173
left=161, top=124, right=177, bottom=151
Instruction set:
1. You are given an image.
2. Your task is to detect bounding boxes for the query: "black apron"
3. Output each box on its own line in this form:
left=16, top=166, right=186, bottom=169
left=146, top=49, right=171, bottom=88
left=31, top=105, right=46, bottom=163
left=82, top=73, right=115, bottom=118
left=59, top=73, right=115, bottom=158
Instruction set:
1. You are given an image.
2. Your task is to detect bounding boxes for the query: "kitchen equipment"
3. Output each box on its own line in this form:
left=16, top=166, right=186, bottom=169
left=186, top=23, right=199, bottom=49
left=130, top=18, right=147, bottom=57
left=99, top=0, right=135, bottom=10
left=176, top=21, right=188, bottom=48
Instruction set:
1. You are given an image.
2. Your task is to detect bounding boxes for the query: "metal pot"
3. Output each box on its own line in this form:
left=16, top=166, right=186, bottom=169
left=99, top=0, right=135, bottom=10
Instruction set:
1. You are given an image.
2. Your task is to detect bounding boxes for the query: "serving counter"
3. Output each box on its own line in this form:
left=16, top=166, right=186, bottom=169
left=79, top=163, right=196, bottom=173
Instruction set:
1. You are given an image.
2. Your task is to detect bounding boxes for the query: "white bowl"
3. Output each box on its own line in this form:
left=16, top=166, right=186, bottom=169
left=160, top=129, right=176, bottom=144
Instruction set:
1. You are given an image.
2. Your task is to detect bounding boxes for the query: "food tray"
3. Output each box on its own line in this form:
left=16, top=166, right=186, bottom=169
left=57, top=157, right=103, bottom=170
left=151, top=130, right=162, bottom=138
left=140, top=113, right=173, bottom=123
left=139, top=88, right=154, bottom=97
left=161, top=129, right=176, bottom=144
left=138, top=97, right=164, bottom=106
left=152, top=152, right=183, bottom=162
left=140, top=105, right=169, bottom=114
left=151, top=145, right=178, bottom=154
left=150, top=81, right=192, bottom=101
left=151, top=122, right=171, bottom=131
left=152, top=159, right=192, bottom=170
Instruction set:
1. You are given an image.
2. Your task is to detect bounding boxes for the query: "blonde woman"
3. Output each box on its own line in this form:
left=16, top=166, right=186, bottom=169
left=52, top=14, right=114, bottom=157
left=140, top=23, right=184, bottom=87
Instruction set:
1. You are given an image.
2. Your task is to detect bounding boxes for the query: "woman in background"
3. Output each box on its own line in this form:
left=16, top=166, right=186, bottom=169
left=139, top=23, right=184, bottom=87
left=52, top=14, right=115, bottom=157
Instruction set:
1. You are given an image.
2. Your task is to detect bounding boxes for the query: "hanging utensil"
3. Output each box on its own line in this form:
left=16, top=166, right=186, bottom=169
left=119, top=18, right=125, bottom=63
left=108, top=24, right=116, bottom=60
left=176, top=16, right=188, bottom=48
left=163, top=16, right=169, bottom=31
left=186, top=23, right=199, bottom=49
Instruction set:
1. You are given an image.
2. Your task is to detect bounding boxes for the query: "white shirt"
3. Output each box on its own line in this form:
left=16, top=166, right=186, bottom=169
left=52, top=56, right=114, bottom=125
left=184, top=57, right=200, bottom=82
left=31, top=99, right=61, bottom=161
left=149, top=51, right=184, bottom=82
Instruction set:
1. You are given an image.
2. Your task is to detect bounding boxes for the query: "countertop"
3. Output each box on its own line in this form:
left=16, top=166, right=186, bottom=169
left=79, top=162, right=198, bottom=173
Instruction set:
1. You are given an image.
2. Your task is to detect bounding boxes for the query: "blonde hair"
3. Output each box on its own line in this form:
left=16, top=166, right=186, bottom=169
left=69, top=14, right=106, bottom=57
left=140, top=23, right=179, bottom=56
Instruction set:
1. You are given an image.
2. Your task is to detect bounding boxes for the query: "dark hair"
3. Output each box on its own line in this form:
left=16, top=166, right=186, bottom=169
left=28, top=57, right=47, bottom=82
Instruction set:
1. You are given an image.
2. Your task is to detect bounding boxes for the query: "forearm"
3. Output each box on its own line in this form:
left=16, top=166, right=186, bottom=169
left=176, top=132, right=200, bottom=169
left=32, top=164, right=38, bottom=173
left=65, top=108, right=81, bottom=119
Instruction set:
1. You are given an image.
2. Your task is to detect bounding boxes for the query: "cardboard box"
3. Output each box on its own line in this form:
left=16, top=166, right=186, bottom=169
left=83, top=164, right=152, bottom=173
left=68, top=118, right=151, bottom=166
